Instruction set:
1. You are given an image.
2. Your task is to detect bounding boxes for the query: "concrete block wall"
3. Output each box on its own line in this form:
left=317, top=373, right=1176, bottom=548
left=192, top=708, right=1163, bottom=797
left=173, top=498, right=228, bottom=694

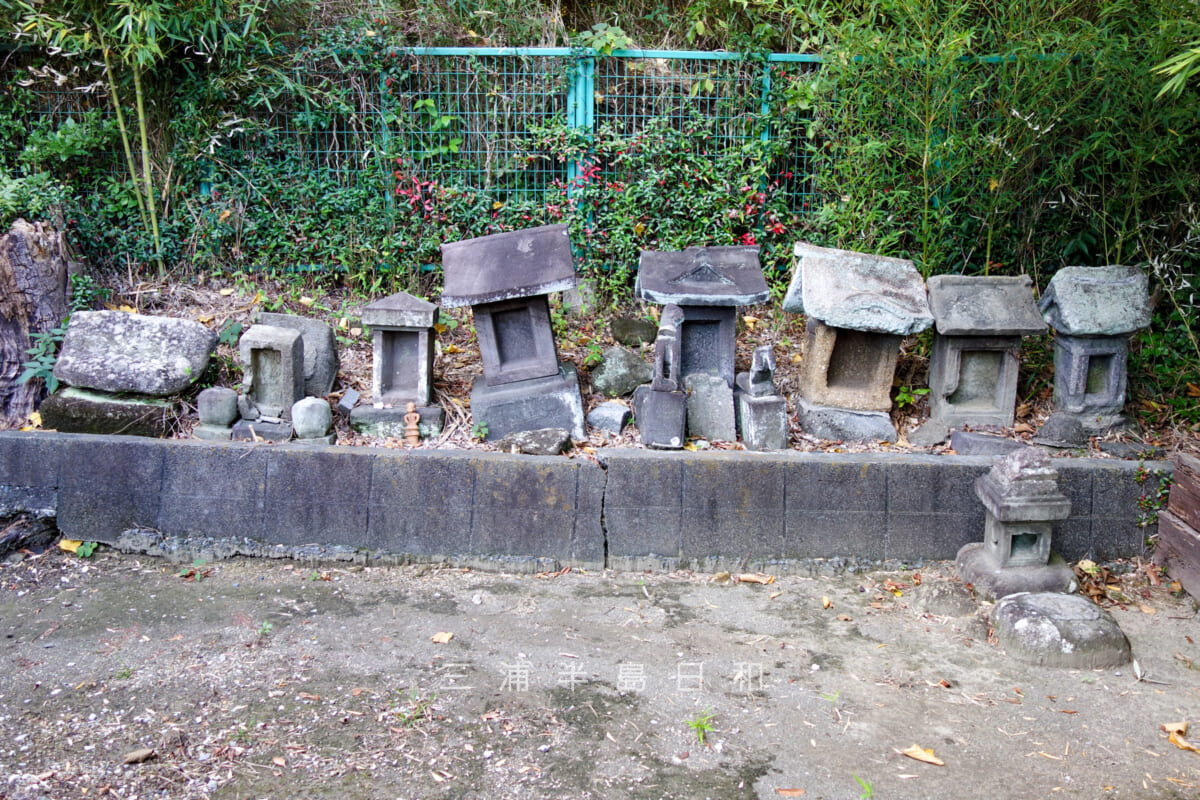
left=0, top=432, right=1167, bottom=572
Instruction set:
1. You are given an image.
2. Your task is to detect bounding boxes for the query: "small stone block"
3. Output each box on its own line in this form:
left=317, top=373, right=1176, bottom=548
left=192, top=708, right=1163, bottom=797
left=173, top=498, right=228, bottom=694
left=469, top=363, right=586, bottom=440
left=256, top=312, right=340, bottom=397
left=611, top=316, right=659, bottom=346
left=796, top=397, right=897, bottom=443
left=497, top=428, right=572, bottom=455
left=587, top=400, right=632, bottom=433
left=734, top=377, right=788, bottom=451
left=192, top=423, right=233, bottom=441
left=991, top=591, right=1131, bottom=668
left=349, top=404, right=444, bottom=438
left=197, top=387, right=239, bottom=426
left=336, top=388, right=360, bottom=416
left=684, top=374, right=736, bottom=442
left=291, top=397, right=333, bottom=439
left=949, top=430, right=1028, bottom=456
left=232, top=418, right=293, bottom=442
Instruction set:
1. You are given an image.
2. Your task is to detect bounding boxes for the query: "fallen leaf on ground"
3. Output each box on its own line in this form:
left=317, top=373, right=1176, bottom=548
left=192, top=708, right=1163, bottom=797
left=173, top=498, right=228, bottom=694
left=775, top=790, right=806, bottom=797
left=900, top=744, right=945, bottom=766
left=821, top=596, right=832, bottom=609
left=836, top=613, right=852, bottom=621
left=1163, top=721, right=1200, bottom=753
left=736, top=573, right=774, bottom=585
left=431, top=631, right=454, bottom=644
left=122, top=748, right=156, bottom=764
left=58, top=539, right=82, bottom=553
left=299, top=296, right=314, bottom=307
left=273, top=756, right=287, bottom=767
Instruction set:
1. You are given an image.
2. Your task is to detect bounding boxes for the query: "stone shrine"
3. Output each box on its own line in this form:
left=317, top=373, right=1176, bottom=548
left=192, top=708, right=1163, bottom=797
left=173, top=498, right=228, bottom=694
left=441, top=224, right=585, bottom=440
left=349, top=290, right=444, bottom=439
left=632, top=304, right=688, bottom=449
left=956, top=448, right=1076, bottom=599
left=1036, top=266, right=1151, bottom=445
left=237, top=324, right=304, bottom=420
left=734, top=345, right=789, bottom=451
left=782, top=242, right=933, bottom=442
left=911, top=274, right=1046, bottom=444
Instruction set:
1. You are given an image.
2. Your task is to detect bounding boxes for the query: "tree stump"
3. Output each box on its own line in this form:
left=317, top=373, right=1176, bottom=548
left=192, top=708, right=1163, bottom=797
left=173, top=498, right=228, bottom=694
left=0, top=219, right=72, bottom=428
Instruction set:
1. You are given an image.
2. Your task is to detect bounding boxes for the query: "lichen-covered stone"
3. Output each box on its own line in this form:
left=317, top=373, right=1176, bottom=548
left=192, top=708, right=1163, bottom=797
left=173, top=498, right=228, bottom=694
left=592, top=346, right=653, bottom=398
left=992, top=591, right=1131, bottom=668
left=53, top=311, right=216, bottom=396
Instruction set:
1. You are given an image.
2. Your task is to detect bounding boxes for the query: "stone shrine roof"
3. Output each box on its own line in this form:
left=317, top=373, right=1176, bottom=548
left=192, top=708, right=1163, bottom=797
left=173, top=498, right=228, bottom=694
left=362, top=291, right=439, bottom=329
left=441, top=224, right=576, bottom=308
left=1038, top=266, right=1151, bottom=336
left=782, top=242, right=933, bottom=335
left=926, top=274, right=1046, bottom=337
left=635, top=246, right=769, bottom=307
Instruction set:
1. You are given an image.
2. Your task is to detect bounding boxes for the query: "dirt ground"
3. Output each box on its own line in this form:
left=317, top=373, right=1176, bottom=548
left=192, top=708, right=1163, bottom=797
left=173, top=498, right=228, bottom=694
left=2, top=547, right=1198, bottom=799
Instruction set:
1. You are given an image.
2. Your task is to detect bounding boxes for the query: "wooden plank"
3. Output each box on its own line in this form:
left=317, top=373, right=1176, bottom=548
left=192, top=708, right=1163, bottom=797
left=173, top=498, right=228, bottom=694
left=1157, top=510, right=1200, bottom=600
left=1168, top=476, right=1200, bottom=531
left=1173, top=452, right=1200, bottom=494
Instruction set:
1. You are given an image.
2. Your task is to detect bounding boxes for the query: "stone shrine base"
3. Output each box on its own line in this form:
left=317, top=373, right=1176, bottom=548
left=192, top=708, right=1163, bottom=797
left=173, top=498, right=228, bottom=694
left=955, top=542, right=1078, bottom=600
left=469, top=363, right=586, bottom=441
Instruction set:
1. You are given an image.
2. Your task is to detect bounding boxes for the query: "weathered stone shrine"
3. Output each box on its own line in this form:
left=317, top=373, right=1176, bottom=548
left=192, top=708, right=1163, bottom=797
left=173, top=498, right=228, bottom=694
left=349, top=290, right=444, bottom=439
left=1037, top=265, right=1151, bottom=445
left=441, top=224, right=585, bottom=440
left=912, top=275, right=1046, bottom=444
left=956, top=448, right=1076, bottom=599
left=782, top=242, right=933, bottom=442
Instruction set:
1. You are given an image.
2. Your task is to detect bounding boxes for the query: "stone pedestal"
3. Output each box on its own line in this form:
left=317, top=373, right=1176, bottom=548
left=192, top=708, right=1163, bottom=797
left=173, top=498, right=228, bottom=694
left=239, top=325, right=304, bottom=419
left=39, top=387, right=172, bottom=438
left=194, top=387, right=237, bottom=441
left=796, top=397, right=897, bottom=443
left=232, top=417, right=293, bottom=442
left=733, top=346, right=789, bottom=451
left=684, top=374, right=736, bottom=442
left=349, top=404, right=444, bottom=439
left=469, top=363, right=585, bottom=441
left=362, top=292, right=438, bottom=406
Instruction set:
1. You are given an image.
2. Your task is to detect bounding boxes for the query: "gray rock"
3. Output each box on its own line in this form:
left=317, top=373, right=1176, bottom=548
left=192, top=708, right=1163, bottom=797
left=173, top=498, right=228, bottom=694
left=39, top=386, right=172, bottom=437
left=784, top=242, right=933, bottom=335
left=257, top=312, right=340, bottom=398
left=561, top=279, right=597, bottom=317
left=949, top=430, right=1027, bottom=456
left=192, top=424, right=232, bottom=441
left=927, top=274, right=1046, bottom=336
left=1039, top=265, right=1151, bottom=336
left=796, top=397, right=897, bottom=443
left=684, top=374, right=736, bottom=442
left=197, top=387, right=238, bottom=427
left=610, top=317, right=658, bottom=347
left=237, top=394, right=260, bottom=421
left=291, top=397, right=333, bottom=439
left=336, top=388, right=360, bottom=416
left=910, top=580, right=978, bottom=617
left=592, top=346, right=653, bottom=397
left=908, top=420, right=950, bottom=446
left=992, top=591, right=1131, bottom=668
left=636, top=246, right=769, bottom=307
left=587, top=400, right=631, bottom=433
left=53, top=311, right=217, bottom=396
left=497, top=428, right=573, bottom=456
left=734, top=371, right=788, bottom=451
left=1098, top=441, right=1163, bottom=460
left=441, top=224, right=575, bottom=307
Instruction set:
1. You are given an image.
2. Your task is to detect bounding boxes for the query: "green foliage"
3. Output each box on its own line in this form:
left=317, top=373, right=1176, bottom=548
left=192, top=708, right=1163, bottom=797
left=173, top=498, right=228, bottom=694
left=1135, top=464, right=1172, bottom=529
left=854, top=773, right=874, bottom=799
left=471, top=420, right=489, bottom=440
left=69, top=273, right=110, bottom=312
left=574, top=23, right=636, bottom=54
left=75, top=541, right=98, bottom=558
left=686, top=709, right=715, bottom=744
left=894, top=385, right=929, bottom=409
left=17, top=324, right=67, bottom=395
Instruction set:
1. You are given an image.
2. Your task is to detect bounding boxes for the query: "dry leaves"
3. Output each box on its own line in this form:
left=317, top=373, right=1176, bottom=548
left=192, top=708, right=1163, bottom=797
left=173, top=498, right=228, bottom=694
left=121, top=748, right=156, bottom=765
left=1163, top=722, right=1200, bottom=753
left=900, top=744, right=945, bottom=766
left=774, top=789, right=806, bottom=797
left=736, top=573, right=775, bottom=585
left=431, top=631, right=454, bottom=644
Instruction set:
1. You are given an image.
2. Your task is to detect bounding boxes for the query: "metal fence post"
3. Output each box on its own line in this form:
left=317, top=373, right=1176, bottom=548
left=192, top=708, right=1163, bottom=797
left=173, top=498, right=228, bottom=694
left=566, top=50, right=596, bottom=199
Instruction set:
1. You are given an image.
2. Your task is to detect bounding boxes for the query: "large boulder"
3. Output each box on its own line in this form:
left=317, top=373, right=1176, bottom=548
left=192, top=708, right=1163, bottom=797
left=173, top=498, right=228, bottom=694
left=53, top=311, right=216, bottom=396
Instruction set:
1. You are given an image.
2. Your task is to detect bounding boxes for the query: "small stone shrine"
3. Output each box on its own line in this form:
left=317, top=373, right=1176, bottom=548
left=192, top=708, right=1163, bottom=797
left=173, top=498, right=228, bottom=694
left=232, top=324, right=302, bottom=441
left=635, top=245, right=769, bottom=443
left=1036, top=265, right=1151, bottom=445
left=911, top=275, right=1046, bottom=444
left=348, top=290, right=444, bottom=439
left=440, top=224, right=585, bottom=440
left=956, top=448, right=1076, bottom=599
left=633, top=304, right=688, bottom=449
left=734, top=345, right=789, bottom=451
left=782, top=243, right=933, bottom=442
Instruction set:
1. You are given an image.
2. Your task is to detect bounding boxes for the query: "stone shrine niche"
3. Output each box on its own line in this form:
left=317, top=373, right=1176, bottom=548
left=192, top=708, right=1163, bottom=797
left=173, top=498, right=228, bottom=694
left=440, top=224, right=586, bottom=440
left=238, top=324, right=304, bottom=420
left=474, top=295, right=559, bottom=386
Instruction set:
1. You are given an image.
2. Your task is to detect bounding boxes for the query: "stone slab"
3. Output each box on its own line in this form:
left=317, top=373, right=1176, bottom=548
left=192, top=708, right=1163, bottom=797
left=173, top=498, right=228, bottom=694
left=469, top=364, right=585, bottom=440
left=39, top=387, right=173, bottom=438
left=55, top=435, right=167, bottom=542
left=53, top=311, right=216, bottom=396
left=232, top=418, right=293, bottom=442
left=684, top=374, right=736, bottom=442
left=0, top=432, right=62, bottom=516
left=797, top=398, right=897, bottom=443
left=956, top=543, right=1078, bottom=600
left=587, top=400, right=632, bottom=433
left=949, top=430, right=1029, bottom=456
left=636, top=388, right=686, bottom=449
left=1039, top=265, right=1151, bottom=336
left=257, top=312, right=340, bottom=398
left=927, top=274, right=1046, bottom=336
left=157, top=440, right=268, bottom=540
left=441, top=224, right=576, bottom=307
left=497, top=428, right=572, bottom=456
left=636, top=246, right=769, bottom=307
left=992, top=591, right=1132, bottom=668
left=265, top=448, right=371, bottom=547
left=784, top=242, right=933, bottom=335
left=349, top=405, right=444, bottom=439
